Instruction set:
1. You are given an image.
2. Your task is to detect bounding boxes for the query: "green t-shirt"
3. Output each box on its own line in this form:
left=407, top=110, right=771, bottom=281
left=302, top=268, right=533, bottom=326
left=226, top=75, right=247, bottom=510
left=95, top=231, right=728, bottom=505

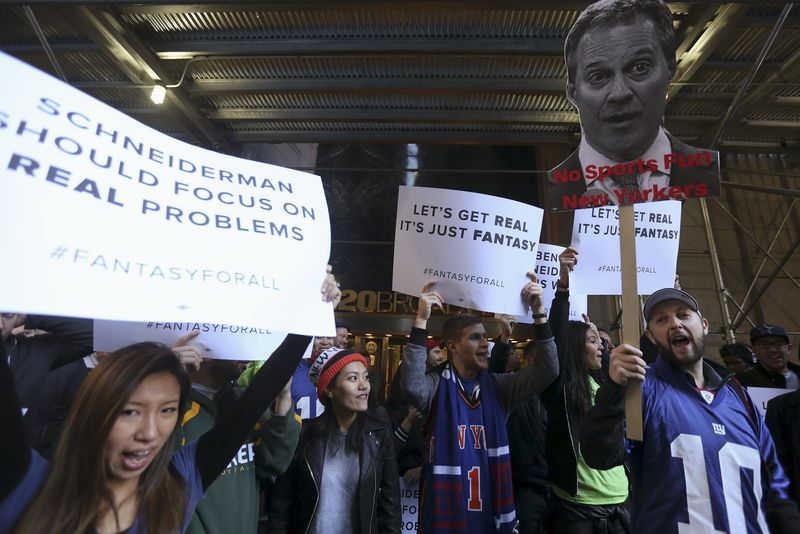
left=552, top=376, right=629, bottom=505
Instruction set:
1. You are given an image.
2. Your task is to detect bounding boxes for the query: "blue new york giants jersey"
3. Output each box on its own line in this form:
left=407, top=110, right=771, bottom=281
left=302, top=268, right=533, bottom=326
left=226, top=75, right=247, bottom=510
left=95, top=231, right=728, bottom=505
left=628, top=358, right=791, bottom=534
left=291, top=358, right=325, bottom=420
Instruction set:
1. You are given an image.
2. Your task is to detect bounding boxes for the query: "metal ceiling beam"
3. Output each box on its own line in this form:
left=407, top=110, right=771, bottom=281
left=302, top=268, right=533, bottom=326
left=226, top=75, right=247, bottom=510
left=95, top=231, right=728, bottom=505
left=56, top=4, right=231, bottom=151
left=229, top=129, right=576, bottom=144
left=207, top=108, right=580, bottom=124
left=153, top=38, right=565, bottom=60
left=186, top=77, right=567, bottom=94
left=743, top=119, right=800, bottom=128
left=667, top=4, right=747, bottom=102
left=696, top=4, right=797, bottom=148
left=114, top=1, right=595, bottom=12
left=206, top=108, right=719, bottom=124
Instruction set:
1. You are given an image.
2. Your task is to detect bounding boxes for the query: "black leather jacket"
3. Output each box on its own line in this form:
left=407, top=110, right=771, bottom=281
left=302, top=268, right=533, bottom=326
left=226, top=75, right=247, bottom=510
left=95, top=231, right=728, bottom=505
left=267, top=410, right=401, bottom=534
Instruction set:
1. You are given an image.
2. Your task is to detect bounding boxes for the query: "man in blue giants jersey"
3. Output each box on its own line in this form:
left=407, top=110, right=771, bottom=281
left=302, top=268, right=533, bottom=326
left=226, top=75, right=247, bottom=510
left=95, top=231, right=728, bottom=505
left=399, top=275, right=559, bottom=533
left=579, top=288, right=800, bottom=533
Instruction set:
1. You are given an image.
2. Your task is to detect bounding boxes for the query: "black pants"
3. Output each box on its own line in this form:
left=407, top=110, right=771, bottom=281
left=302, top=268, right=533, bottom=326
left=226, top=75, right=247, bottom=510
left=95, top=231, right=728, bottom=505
left=514, top=486, right=550, bottom=534
left=548, top=495, right=630, bottom=534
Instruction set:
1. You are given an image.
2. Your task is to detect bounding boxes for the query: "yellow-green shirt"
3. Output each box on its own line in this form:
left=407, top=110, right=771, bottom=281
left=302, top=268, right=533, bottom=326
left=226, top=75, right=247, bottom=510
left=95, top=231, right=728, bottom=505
left=552, top=376, right=628, bottom=505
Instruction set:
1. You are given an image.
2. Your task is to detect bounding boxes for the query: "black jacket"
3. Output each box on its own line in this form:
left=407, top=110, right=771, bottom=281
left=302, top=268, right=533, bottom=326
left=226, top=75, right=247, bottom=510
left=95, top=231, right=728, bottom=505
left=766, top=390, right=800, bottom=506
left=489, top=339, right=549, bottom=491
left=737, top=361, right=800, bottom=389
left=4, top=315, right=93, bottom=413
left=267, top=411, right=401, bottom=534
left=541, top=290, right=616, bottom=496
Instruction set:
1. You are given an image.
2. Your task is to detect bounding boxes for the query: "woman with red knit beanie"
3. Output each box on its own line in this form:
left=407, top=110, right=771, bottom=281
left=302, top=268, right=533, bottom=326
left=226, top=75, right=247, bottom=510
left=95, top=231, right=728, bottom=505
left=267, top=347, right=401, bottom=534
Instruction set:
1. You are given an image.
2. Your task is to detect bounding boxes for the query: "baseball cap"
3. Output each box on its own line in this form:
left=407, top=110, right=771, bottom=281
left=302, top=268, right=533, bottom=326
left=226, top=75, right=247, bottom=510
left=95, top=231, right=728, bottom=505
left=749, top=324, right=789, bottom=345
left=643, top=288, right=700, bottom=322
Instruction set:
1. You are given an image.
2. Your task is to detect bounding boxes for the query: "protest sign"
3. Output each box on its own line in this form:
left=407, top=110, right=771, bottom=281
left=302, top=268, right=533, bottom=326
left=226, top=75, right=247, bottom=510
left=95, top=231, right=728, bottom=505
left=505, top=243, right=587, bottom=322
left=392, top=185, right=543, bottom=316
left=399, top=478, right=420, bottom=534
left=94, top=319, right=313, bottom=361
left=746, top=387, right=793, bottom=418
left=569, top=201, right=681, bottom=295
left=545, top=0, right=719, bottom=213
left=0, top=53, right=334, bottom=336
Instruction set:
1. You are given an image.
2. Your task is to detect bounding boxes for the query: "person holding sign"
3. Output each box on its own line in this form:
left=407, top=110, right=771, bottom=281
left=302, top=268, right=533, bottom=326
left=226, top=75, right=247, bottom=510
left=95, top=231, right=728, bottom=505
left=578, top=288, right=800, bottom=532
left=0, top=272, right=340, bottom=534
left=178, top=333, right=302, bottom=534
left=547, top=0, right=719, bottom=211
left=267, top=347, right=401, bottom=534
left=543, top=248, right=629, bottom=532
left=399, top=276, right=558, bottom=533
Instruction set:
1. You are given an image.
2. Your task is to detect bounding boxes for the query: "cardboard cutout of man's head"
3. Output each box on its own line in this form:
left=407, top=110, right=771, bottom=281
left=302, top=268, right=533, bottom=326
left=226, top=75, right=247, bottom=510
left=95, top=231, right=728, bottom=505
left=548, top=0, right=720, bottom=212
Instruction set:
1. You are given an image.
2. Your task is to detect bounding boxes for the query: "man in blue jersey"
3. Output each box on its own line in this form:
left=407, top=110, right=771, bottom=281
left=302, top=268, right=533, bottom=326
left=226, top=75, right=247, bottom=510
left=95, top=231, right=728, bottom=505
left=399, top=276, right=559, bottom=533
left=579, top=288, right=799, bottom=533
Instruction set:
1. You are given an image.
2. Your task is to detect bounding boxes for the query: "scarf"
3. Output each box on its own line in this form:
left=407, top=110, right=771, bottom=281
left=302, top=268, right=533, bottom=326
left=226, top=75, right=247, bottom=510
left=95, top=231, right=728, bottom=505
left=420, top=363, right=515, bottom=533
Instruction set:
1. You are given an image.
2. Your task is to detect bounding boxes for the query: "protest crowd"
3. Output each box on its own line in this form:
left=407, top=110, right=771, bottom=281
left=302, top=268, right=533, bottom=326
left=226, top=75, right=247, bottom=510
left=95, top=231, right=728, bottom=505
left=2, top=242, right=799, bottom=534
left=2, top=0, right=800, bottom=534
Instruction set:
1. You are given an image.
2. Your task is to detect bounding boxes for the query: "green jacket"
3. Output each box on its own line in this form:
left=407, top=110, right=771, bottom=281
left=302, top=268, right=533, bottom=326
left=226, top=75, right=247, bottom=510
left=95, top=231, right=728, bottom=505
left=178, top=386, right=301, bottom=534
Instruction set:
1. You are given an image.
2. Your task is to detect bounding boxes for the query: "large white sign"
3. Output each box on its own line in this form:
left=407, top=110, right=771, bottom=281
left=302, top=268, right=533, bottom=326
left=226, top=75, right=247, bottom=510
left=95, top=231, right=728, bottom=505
left=745, top=387, right=793, bottom=418
left=569, top=201, right=681, bottom=295
left=0, top=53, right=334, bottom=336
left=94, top=319, right=313, bottom=361
left=508, top=243, right=587, bottom=323
left=392, top=185, right=544, bottom=316
left=399, top=478, right=420, bottom=534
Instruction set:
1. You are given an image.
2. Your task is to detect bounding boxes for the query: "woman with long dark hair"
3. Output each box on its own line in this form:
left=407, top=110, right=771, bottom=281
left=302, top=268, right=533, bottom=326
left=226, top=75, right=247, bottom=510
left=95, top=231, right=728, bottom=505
left=0, top=274, right=340, bottom=534
left=267, top=348, right=401, bottom=534
left=544, top=248, right=629, bottom=533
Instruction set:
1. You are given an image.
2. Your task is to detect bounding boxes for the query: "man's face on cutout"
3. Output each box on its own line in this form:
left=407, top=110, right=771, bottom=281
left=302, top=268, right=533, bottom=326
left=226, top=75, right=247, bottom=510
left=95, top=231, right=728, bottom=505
left=568, top=16, right=673, bottom=162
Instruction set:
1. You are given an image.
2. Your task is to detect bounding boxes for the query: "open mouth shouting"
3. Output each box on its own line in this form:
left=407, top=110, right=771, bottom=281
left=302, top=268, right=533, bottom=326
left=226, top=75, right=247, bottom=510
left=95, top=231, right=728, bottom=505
left=121, top=448, right=154, bottom=472
left=670, top=333, right=691, bottom=349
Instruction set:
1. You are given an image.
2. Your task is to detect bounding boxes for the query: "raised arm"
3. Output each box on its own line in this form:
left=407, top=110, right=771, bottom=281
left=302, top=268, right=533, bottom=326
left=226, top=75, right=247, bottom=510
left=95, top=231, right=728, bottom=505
left=23, top=314, right=94, bottom=368
left=254, top=377, right=302, bottom=478
left=493, top=273, right=558, bottom=409
left=541, top=248, right=577, bottom=407
left=489, top=315, right=515, bottom=373
left=193, top=267, right=340, bottom=489
left=579, top=343, right=646, bottom=469
left=398, top=283, right=442, bottom=413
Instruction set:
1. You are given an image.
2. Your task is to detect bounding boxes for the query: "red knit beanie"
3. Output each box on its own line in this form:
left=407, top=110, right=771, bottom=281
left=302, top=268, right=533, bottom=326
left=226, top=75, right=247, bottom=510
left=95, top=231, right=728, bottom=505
left=308, top=348, right=369, bottom=400
left=425, top=338, right=443, bottom=352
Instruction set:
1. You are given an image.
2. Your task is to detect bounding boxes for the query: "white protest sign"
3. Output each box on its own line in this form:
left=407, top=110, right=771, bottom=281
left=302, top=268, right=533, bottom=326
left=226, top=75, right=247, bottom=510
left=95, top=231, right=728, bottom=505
left=93, top=319, right=313, bottom=361
left=506, top=243, right=588, bottom=323
left=399, top=478, right=420, bottom=533
left=0, top=53, right=333, bottom=336
left=392, top=185, right=544, bottom=316
left=569, top=201, right=681, bottom=295
left=745, top=387, right=793, bottom=418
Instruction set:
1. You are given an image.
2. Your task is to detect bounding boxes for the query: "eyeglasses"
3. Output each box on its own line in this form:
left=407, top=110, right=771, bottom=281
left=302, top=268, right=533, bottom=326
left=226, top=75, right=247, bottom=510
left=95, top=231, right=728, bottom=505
left=755, top=341, right=789, bottom=350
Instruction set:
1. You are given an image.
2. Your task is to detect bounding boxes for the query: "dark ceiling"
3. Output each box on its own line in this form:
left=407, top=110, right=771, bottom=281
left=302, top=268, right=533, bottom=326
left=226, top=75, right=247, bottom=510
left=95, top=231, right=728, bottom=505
left=2, top=1, right=800, bottom=156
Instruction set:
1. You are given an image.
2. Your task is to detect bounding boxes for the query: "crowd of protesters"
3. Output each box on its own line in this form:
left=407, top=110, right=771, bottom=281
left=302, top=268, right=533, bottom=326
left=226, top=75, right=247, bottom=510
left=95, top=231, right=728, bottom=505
left=2, top=243, right=799, bottom=534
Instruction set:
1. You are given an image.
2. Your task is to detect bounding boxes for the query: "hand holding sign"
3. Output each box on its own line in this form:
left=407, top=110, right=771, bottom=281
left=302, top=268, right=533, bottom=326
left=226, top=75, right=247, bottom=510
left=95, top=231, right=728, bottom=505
left=559, top=247, right=578, bottom=286
left=414, top=281, right=444, bottom=329
left=608, top=344, right=647, bottom=386
left=321, top=264, right=342, bottom=308
left=522, top=272, right=546, bottom=320
left=172, top=329, right=203, bottom=372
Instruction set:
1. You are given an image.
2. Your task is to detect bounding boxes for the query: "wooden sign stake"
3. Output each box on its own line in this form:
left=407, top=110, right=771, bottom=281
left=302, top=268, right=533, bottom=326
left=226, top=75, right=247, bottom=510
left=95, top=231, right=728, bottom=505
left=619, top=205, right=643, bottom=440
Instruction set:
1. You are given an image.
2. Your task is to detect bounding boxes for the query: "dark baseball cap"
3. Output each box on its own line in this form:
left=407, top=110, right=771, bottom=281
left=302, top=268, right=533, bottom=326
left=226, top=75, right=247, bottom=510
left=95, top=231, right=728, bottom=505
left=643, top=288, right=700, bottom=322
left=750, top=324, right=789, bottom=345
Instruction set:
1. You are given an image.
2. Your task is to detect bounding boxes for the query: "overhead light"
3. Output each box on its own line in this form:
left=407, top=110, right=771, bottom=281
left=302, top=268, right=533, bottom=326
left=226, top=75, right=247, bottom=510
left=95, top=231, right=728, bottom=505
left=150, top=85, right=166, bottom=105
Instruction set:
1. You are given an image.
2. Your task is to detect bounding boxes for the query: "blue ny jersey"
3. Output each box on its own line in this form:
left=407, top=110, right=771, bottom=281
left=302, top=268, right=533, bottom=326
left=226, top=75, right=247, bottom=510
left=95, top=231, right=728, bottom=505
left=629, top=358, right=791, bottom=534
left=291, top=359, right=325, bottom=420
